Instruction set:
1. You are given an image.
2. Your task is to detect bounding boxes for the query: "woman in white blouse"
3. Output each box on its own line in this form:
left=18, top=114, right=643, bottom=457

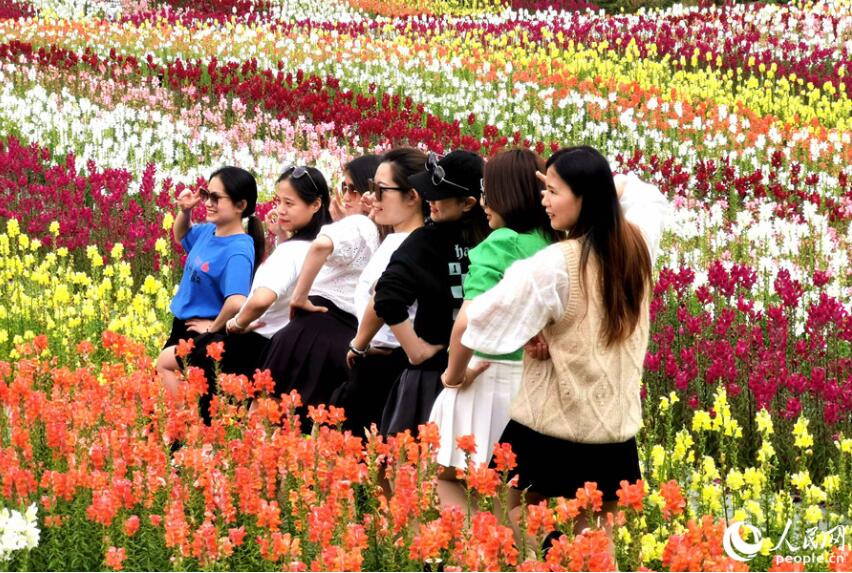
left=224, top=167, right=332, bottom=342
left=261, top=159, right=381, bottom=434
left=461, top=146, right=670, bottom=552
left=332, top=147, right=428, bottom=438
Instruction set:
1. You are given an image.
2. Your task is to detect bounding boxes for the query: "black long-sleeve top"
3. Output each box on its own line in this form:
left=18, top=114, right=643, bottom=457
left=374, top=221, right=472, bottom=364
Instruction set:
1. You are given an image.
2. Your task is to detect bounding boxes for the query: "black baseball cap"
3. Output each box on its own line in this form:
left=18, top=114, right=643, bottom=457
left=410, top=150, right=484, bottom=201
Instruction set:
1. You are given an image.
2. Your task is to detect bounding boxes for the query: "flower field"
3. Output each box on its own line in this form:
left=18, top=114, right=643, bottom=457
left=0, top=0, right=850, bottom=569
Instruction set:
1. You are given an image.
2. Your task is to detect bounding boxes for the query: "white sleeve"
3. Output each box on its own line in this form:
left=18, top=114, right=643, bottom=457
left=462, top=244, right=568, bottom=355
left=252, top=242, right=304, bottom=298
left=320, top=215, right=380, bottom=266
left=616, top=173, right=670, bottom=267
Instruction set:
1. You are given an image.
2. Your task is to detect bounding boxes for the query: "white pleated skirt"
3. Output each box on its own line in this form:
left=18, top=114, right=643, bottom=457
left=428, top=357, right=523, bottom=469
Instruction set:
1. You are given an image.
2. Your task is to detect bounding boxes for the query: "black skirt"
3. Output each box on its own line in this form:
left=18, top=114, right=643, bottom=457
left=163, top=316, right=216, bottom=351
left=379, top=352, right=447, bottom=438
left=163, top=317, right=270, bottom=424
left=495, top=420, right=642, bottom=501
left=260, top=296, right=356, bottom=433
left=330, top=347, right=409, bottom=439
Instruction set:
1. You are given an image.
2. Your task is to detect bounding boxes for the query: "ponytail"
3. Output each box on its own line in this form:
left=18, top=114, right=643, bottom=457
left=246, top=215, right=266, bottom=274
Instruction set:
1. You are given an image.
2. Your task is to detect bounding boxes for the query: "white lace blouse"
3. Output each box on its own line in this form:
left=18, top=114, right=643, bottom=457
left=310, top=214, right=380, bottom=316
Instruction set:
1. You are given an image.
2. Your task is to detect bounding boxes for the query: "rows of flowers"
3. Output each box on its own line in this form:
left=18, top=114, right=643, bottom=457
left=0, top=0, right=850, bottom=569
left=0, top=320, right=849, bottom=570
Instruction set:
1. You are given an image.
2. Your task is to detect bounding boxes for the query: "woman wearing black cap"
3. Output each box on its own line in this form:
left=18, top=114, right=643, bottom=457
left=368, top=150, right=490, bottom=437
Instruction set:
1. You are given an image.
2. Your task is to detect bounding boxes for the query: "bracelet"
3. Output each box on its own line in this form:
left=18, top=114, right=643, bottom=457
left=348, top=340, right=369, bottom=357
left=226, top=317, right=245, bottom=334
left=232, top=315, right=246, bottom=330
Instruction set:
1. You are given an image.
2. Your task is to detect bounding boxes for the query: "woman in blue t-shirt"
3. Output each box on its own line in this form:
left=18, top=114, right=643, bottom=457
left=156, top=166, right=265, bottom=415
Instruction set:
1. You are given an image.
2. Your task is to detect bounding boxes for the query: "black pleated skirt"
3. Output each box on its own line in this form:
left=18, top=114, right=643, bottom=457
left=261, top=296, right=356, bottom=433
left=330, top=347, right=409, bottom=439
left=163, top=317, right=270, bottom=424
left=379, top=352, right=448, bottom=438
left=494, top=420, right=642, bottom=501
left=163, top=316, right=216, bottom=351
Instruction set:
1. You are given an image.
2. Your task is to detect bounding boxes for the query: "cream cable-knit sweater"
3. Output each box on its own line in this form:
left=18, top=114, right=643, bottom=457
left=509, top=239, right=650, bottom=444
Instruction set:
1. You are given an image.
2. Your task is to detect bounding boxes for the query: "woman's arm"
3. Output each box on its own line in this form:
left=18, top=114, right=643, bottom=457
left=346, top=297, right=388, bottom=367
left=389, top=320, right=444, bottom=366
left=210, top=294, right=246, bottom=333
left=618, top=174, right=670, bottom=264
left=227, top=288, right=277, bottom=334
left=462, top=246, right=567, bottom=356
left=186, top=294, right=247, bottom=334
left=289, top=236, right=334, bottom=316
left=352, top=297, right=384, bottom=350
left=173, top=188, right=200, bottom=244
left=440, top=300, right=491, bottom=388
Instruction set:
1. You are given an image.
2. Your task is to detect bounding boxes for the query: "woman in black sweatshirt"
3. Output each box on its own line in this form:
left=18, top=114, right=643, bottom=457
left=372, top=150, right=490, bottom=437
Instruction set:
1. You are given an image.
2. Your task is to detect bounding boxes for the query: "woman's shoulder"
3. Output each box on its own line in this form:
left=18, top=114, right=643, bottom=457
left=269, top=238, right=311, bottom=259
left=471, top=227, right=552, bottom=260
left=399, top=224, right=434, bottom=245
left=469, top=227, right=516, bottom=257
left=506, top=241, right=568, bottom=273
left=484, top=226, right=520, bottom=242
left=218, top=232, right=255, bottom=260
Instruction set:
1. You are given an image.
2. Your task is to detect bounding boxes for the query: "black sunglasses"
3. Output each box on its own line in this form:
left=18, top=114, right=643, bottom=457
left=426, top=152, right=469, bottom=192
left=368, top=178, right=407, bottom=201
left=341, top=181, right=360, bottom=195
left=285, top=165, right=319, bottom=193
left=199, top=188, right=229, bottom=206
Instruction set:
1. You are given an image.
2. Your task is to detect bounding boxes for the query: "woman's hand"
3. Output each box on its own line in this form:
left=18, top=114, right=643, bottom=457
left=330, top=195, right=346, bottom=221
left=524, top=332, right=550, bottom=360
left=186, top=318, right=214, bottom=334
left=361, top=192, right=377, bottom=220
left=441, top=361, right=490, bottom=389
left=289, top=294, right=328, bottom=319
left=406, top=338, right=445, bottom=366
left=226, top=317, right=266, bottom=335
left=264, top=209, right=283, bottom=238
left=177, top=187, right=202, bottom=212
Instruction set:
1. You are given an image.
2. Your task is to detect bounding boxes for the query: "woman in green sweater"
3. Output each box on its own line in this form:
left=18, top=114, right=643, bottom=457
left=432, top=148, right=560, bottom=509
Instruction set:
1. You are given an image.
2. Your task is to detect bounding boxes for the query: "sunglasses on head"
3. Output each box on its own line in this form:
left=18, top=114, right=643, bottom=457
left=425, top=152, right=469, bottom=193
left=199, top=188, right=229, bottom=206
left=285, top=165, right=320, bottom=193
left=368, top=179, right=407, bottom=201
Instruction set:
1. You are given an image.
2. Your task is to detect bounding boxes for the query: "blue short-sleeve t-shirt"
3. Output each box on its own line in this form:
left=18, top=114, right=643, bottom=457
left=169, top=223, right=255, bottom=320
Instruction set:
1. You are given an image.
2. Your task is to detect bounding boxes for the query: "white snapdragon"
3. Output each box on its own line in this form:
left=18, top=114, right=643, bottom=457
left=0, top=503, right=40, bottom=563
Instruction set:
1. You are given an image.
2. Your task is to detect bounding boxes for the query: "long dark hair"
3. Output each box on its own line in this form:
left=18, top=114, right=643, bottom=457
left=344, top=154, right=382, bottom=194
left=209, top=166, right=265, bottom=271
left=545, top=146, right=652, bottom=347
left=483, top=148, right=561, bottom=243
left=457, top=153, right=490, bottom=249
left=381, top=147, right=429, bottom=219
left=276, top=166, right=332, bottom=242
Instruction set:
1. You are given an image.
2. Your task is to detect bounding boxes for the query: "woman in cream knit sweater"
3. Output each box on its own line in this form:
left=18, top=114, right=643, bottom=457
left=461, top=145, right=670, bottom=549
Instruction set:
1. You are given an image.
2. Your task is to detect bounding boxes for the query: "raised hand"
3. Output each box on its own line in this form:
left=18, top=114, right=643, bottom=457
left=177, top=187, right=202, bottom=212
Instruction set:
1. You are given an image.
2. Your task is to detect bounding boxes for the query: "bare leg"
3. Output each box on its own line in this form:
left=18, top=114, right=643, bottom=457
left=505, top=488, right=546, bottom=556
left=156, top=346, right=181, bottom=396
left=573, top=500, right=618, bottom=558
left=436, top=465, right=468, bottom=510
left=377, top=463, right=392, bottom=502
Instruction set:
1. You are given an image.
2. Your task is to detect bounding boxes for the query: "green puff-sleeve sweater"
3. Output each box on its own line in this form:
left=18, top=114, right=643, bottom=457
left=462, top=226, right=551, bottom=361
